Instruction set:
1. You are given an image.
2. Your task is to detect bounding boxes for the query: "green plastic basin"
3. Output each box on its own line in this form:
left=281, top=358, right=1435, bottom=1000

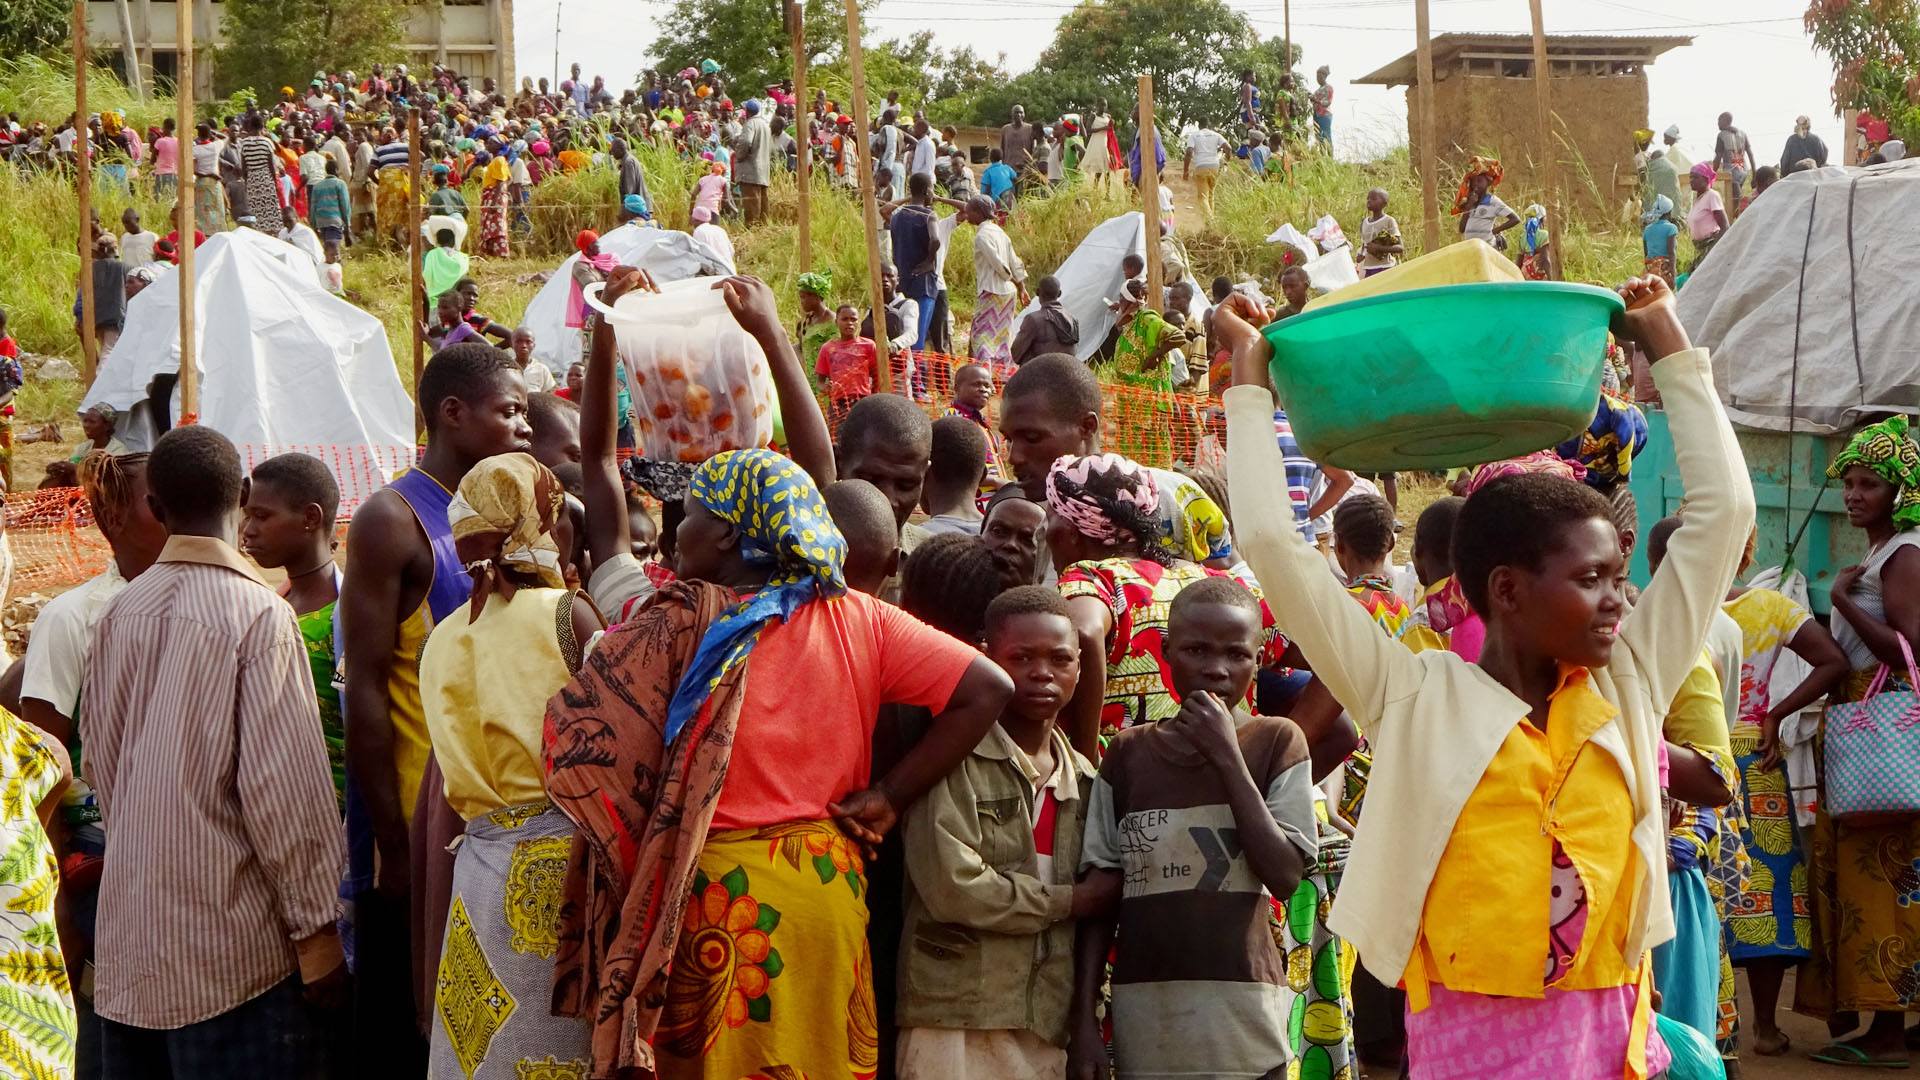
left=1262, top=282, right=1624, bottom=472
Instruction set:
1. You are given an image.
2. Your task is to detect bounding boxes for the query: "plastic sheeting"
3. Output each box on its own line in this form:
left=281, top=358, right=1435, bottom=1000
left=1009, top=212, right=1206, bottom=365
left=1676, top=159, right=1920, bottom=434
left=80, top=228, right=414, bottom=512
left=522, top=224, right=736, bottom=374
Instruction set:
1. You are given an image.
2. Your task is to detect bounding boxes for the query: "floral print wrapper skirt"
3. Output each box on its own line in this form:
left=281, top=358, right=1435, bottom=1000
left=656, top=819, right=877, bottom=1080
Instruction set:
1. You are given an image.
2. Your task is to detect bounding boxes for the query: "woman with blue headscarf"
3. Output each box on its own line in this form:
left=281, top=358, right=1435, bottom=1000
left=544, top=448, right=1010, bottom=1080
left=1642, top=193, right=1679, bottom=286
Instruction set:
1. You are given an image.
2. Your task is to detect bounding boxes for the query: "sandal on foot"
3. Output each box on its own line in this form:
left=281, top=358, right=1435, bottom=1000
left=1810, top=1043, right=1911, bottom=1068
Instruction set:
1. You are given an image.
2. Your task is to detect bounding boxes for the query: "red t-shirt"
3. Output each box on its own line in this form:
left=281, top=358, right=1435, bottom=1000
left=710, top=589, right=979, bottom=829
left=815, top=336, right=878, bottom=401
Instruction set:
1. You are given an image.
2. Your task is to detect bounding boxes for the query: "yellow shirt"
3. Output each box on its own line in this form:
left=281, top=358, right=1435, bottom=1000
left=420, top=588, right=580, bottom=821
left=1404, top=666, right=1641, bottom=1008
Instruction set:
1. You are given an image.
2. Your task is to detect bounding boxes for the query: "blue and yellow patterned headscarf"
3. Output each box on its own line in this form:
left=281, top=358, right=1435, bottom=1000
left=1828, top=415, right=1920, bottom=530
left=665, top=449, right=848, bottom=741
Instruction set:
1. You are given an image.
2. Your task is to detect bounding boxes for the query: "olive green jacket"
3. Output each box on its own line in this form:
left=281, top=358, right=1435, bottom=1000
left=896, top=724, right=1095, bottom=1045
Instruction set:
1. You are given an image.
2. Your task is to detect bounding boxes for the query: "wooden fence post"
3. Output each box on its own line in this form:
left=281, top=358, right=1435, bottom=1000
left=791, top=1, right=811, bottom=274
left=1138, top=75, right=1162, bottom=307
left=409, top=106, right=426, bottom=436
left=845, top=0, right=890, bottom=394
left=1530, top=0, right=1560, bottom=278
left=176, top=0, right=197, bottom=422
left=1415, top=0, right=1440, bottom=254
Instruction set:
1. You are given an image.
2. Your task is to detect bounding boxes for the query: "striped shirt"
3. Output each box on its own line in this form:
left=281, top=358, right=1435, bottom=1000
left=371, top=141, right=412, bottom=171
left=1272, top=409, right=1321, bottom=541
left=83, top=534, right=345, bottom=1028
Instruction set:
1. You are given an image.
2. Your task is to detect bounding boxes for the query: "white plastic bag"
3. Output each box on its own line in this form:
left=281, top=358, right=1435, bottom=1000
left=584, top=278, right=775, bottom=462
left=1309, top=213, right=1350, bottom=252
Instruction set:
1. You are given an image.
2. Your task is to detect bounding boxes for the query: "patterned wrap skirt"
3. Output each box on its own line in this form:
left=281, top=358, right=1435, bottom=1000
left=430, top=802, right=589, bottom=1080
left=655, top=820, right=876, bottom=1080
left=970, top=291, right=1021, bottom=375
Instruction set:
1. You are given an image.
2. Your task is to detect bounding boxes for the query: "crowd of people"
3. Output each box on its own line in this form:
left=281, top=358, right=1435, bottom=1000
left=1, top=40, right=1919, bottom=1080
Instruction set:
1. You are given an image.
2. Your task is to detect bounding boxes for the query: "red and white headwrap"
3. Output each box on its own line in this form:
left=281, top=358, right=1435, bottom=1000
left=1045, top=453, right=1161, bottom=549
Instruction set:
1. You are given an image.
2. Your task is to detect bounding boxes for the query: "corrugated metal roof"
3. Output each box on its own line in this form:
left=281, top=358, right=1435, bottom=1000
left=1354, top=32, right=1691, bottom=87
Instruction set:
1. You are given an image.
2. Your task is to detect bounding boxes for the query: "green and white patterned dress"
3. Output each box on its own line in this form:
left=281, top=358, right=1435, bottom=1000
left=0, top=705, right=76, bottom=1078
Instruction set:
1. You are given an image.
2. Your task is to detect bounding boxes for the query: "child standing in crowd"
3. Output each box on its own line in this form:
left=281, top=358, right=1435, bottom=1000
left=943, top=362, right=1003, bottom=481
left=1357, top=188, right=1402, bottom=277
left=1212, top=276, right=1755, bottom=1080
left=1072, top=576, right=1319, bottom=1080
left=239, top=452, right=347, bottom=806
left=1333, top=494, right=1411, bottom=638
left=816, top=302, right=878, bottom=417
left=897, top=586, right=1102, bottom=1079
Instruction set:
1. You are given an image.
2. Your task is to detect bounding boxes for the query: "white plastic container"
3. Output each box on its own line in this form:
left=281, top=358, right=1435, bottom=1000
left=583, top=278, right=775, bottom=462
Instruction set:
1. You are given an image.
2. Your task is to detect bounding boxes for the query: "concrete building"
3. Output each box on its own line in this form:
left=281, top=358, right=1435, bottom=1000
left=83, top=0, right=515, bottom=101
left=1356, top=32, right=1690, bottom=216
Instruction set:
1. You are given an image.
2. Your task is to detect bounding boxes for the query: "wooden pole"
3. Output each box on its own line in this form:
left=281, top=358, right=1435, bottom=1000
left=1529, top=0, right=1560, bottom=279
left=409, top=106, right=426, bottom=436
left=790, top=0, right=811, bottom=273
left=1414, top=0, right=1439, bottom=254
left=1138, top=75, right=1162, bottom=309
left=176, top=0, right=197, bottom=423
left=1284, top=0, right=1291, bottom=89
left=844, top=0, right=890, bottom=394
left=75, top=0, right=97, bottom=385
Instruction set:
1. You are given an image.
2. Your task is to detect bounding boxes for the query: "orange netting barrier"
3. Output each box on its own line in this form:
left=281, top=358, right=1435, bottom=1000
left=8, top=358, right=1218, bottom=592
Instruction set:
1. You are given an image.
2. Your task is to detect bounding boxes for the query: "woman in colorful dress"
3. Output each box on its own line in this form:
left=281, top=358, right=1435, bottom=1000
left=794, top=271, right=837, bottom=370
left=421, top=453, right=603, bottom=1080
left=236, top=113, right=283, bottom=231
left=478, top=138, right=512, bottom=257
left=543, top=448, right=1010, bottom=1080
left=1717, top=530, right=1848, bottom=1058
left=1049, top=453, right=1282, bottom=759
left=1802, top=416, right=1920, bottom=1067
left=0, top=704, right=73, bottom=1078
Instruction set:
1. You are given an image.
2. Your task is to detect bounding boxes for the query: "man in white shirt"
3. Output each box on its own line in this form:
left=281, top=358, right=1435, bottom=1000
left=1182, top=117, right=1230, bottom=219
left=118, top=208, right=158, bottom=268
left=908, top=117, right=937, bottom=182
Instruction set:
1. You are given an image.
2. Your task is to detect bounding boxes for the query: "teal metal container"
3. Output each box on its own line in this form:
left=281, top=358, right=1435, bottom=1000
left=1627, top=410, right=1864, bottom=612
left=1262, top=282, right=1624, bottom=473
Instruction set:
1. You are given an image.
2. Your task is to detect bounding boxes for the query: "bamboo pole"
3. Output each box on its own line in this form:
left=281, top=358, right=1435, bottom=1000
left=176, top=0, right=197, bottom=423
left=1414, top=0, right=1439, bottom=254
left=75, top=1, right=97, bottom=385
left=409, top=106, right=426, bottom=436
left=1138, top=75, right=1162, bottom=309
left=790, top=0, right=811, bottom=273
left=844, top=0, right=890, bottom=394
left=1529, top=0, right=1560, bottom=279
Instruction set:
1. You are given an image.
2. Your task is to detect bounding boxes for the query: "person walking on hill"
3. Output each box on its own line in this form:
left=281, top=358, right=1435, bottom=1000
left=1182, top=117, right=1230, bottom=220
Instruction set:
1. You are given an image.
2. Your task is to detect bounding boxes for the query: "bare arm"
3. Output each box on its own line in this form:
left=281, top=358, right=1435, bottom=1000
left=339, top=491, right=417, bottom=894
left=578, top=271, right=646, bottom=568
left=1832, top=546, right=1920, bottom=669
left=1067, top=880, right=1119, bottom=1080
left=1666, top=741, right=1734, bottom=807
left=17, top=699, right=72, bottom=752
left=1168, top=693, right=1308, bottom=897
left=1063, top=594, right=1113, bottom=761
left=1756, top=618, right=1849, bottom=767
left=1306, top=465, right=1353, bottom=521
left=717, top=275, right=835, bottom=488
left=872, top=656, right=1013, bottom=820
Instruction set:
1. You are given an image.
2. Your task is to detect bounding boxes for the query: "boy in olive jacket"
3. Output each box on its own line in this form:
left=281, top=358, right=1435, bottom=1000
left=896, top=586, right=1112, bottom=1078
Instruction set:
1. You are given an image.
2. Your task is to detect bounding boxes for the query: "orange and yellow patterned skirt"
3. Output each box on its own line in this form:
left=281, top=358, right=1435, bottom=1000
left=656, top=819, right=876, bottom=1080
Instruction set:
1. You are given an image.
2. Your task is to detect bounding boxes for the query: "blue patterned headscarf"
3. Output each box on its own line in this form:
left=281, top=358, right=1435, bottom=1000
left=664, top=449, right=848, bottom=741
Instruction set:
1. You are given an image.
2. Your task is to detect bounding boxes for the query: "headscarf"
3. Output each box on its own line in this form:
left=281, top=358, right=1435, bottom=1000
left=1642, top=193, right=1674, bottom=225
left=1880, top=140, right=1908, bottom=162
left=623, top=193, right=650, bottom=218
left=574, top=229, right=600, bottom=253
left=1463, top=450, right=1585, bottom=496
left=1150, top=467, right=1233, bottom=563
left=1664, top=124, right=1681, bottom=140
left=482, top=153, right=511, bottom=188
left=665, top=449, right=846, bottom=743
left=700, top=58, right=721, bottom=75
left=447, top=453, right=566, bottom=622
left=622, top=457, right=697, bottom=502
left=83, top=402, right=119, bottom=425
left=431, top=162, right=450, bottom=177
left=742, top=99, right=760, bottom=116
left=1795, top=115, right=1813, bottom=138
left=1827, top=415, right=1920, bottom=530
left=531, top=138, right=551, bottom=156
left=1451, top=156, right=1503, bottom=214
left=797, top=269, right=832, bottom=298
left=1690, top=161, right=1717, bottom=184
left=1045, top=453, right=1167, bottom=561
left=1556, top=389, right=1649, bottom=489
left=692, top=206, right=713, bottom=224
left=1523, top=204, right=1547, bottom=253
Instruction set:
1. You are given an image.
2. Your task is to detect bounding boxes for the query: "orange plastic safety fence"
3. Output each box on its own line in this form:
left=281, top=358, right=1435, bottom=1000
left=7, top=487, right=111, bottom=594
left=818, top=351, right=1227, bottom=471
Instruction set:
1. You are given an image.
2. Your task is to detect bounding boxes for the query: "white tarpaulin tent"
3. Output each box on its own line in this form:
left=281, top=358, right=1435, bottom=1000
left=523, top=224, right=736, bottom=374
left=1012, top=212, right=1206, bottom=366
left=1677, top=159, right=1920, bottom=433
left=80, top=228, right=414, bottom=512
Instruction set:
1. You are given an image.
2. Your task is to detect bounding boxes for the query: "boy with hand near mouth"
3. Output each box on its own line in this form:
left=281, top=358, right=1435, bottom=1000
left=1070, top=576, right=1318, bottom=1080
left=897, top=586, right=1106, bottom=1079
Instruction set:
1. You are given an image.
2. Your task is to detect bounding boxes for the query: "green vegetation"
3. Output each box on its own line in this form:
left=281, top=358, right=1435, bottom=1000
left=0, top=0, right=71, bottom=68
left=1805, top=0, right=1920, bottom=147
left=0, top=62, right=1653, bottom=432
left=215, top=0, right=410, bottom=99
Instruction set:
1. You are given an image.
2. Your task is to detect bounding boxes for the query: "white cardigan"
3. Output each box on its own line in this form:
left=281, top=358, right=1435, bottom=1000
left=1222, top=347, right=1755, bottom=985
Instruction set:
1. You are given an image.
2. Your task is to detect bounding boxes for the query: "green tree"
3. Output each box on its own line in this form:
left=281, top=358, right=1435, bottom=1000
left=651, top=0, right=876, bottom=99
left=1804, top=0, right=1920, bottom=147
left=214, top=0, right=408, bottom=98
left=1034, top=0, right=1293, bottom=127
left=0, top=0, right=71, bottom=60
left=966, top=67, right=1110, bottom=129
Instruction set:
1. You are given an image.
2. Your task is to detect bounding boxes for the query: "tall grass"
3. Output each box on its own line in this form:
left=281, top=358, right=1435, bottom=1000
left=0, top=56, right=178, bottom=134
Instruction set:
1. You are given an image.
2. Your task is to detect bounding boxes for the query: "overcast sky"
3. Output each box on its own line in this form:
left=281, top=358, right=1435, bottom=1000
left=514, top=0, right=1845, bottom=165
